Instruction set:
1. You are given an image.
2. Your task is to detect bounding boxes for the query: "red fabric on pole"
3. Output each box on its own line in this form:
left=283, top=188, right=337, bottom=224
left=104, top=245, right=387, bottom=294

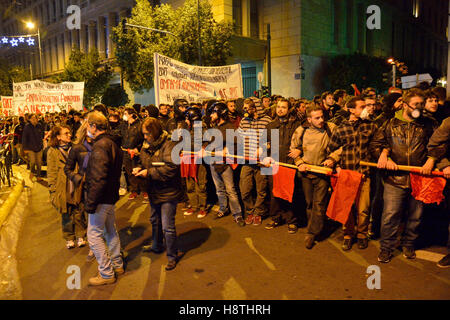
left=410, top=173, right=447, bottom=204
left=180, top=154, right=198, bottom=182
left=272, top=166, right=296, bottom=203
left=326, top=169, right=363, bottom=225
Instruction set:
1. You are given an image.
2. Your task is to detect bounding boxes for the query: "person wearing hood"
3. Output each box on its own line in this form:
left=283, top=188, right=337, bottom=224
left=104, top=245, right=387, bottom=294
left=373, top=92, right=403, bottom=127
left=237, top=98, right=272, bottom=226
left=263, top=98, right=302, bottom=234
left=47, top=124, right=87, bottom=250
left=370, top=88, right=437, bottom=264
left=85, top=111, right=124, bottom=286
left=132, top=117, right=184, bottom=271
left=166, top=99, right=189, bottom=134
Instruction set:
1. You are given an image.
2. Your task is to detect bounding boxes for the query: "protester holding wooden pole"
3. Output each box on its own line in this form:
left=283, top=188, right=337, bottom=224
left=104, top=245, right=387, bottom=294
left=369, top=88, right=438, bottom=264
left=289, top=103, right=340, bottom=249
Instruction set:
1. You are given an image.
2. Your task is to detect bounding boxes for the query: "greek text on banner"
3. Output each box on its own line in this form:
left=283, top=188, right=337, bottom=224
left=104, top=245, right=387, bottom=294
left=13, top=80, right=84, bottom=116
left=153, top=52, right=243, bottom=106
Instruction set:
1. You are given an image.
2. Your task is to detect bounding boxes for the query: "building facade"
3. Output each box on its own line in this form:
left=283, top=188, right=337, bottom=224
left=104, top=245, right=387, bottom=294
left=0, top=0, right=448, bottom=103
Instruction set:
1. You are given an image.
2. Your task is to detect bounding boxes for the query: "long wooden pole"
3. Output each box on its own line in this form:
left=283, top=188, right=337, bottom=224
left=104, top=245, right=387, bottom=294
left=360, top=161, right=444, bottom=176
left=181, top=151, right=333, bottom=175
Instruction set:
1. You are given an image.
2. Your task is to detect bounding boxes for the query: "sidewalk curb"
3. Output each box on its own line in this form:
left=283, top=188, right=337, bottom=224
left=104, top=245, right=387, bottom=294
left=0, top=177, right=25, bottom=230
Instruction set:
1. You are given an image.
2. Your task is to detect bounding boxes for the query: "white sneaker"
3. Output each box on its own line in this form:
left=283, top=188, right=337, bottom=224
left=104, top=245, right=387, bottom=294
left=119, top=188, right=127, bottom=196
left=66, top=240, right=75, bottom=249
left=77, top=238, right=86, bottom=247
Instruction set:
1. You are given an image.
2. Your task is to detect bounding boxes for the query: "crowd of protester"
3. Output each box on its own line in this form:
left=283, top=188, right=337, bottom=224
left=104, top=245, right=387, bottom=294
left=1, top=81, right=449, bottom=286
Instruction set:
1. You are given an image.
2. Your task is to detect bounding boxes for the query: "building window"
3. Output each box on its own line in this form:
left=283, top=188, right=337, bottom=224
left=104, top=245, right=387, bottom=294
left=250, top=0, right=259, bottom=38
left=412, top=0, right=420, bottom=18
left=233, top=0, right=242, bottom=36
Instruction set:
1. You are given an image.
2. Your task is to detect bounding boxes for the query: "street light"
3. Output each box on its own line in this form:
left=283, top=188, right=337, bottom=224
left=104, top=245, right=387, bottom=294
left=387, top=57, right=396, bottom=87
left=25, top=21, right=43, bottom=79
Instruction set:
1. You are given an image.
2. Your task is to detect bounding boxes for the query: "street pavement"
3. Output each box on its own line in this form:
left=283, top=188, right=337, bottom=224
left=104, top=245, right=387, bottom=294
left=14, top=173, right=450, bottom=300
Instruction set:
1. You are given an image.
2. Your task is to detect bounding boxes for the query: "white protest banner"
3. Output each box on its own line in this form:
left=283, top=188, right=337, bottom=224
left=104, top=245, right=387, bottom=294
left=13, top=80, right=84, bottom=116
left=154, top=52, right=243, bottom=106
left=0, top=96, right=14, bottom=117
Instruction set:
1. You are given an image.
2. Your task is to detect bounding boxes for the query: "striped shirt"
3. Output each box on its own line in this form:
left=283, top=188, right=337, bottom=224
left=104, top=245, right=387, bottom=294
left=237, top=108, right=272, bottom=159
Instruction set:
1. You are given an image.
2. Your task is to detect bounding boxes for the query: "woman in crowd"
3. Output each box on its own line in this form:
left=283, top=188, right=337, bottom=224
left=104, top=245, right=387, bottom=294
left=47, top=124, right=87, bottom=249
left=133, top=117, right=183, bottom=271
left=64, top=121, right=94, bottom=260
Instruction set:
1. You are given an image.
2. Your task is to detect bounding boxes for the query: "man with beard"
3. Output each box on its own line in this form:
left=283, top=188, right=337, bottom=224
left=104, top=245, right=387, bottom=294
left=373, top=92, right=403, bottom=127
left=227, top=99, right=242, bottom=128
left=321, top=91, right=336, bottom=120
left=290, top=103, right=340, bottom=248
left=263, top=98, right=301, bottom=234
left=370, top=88, right=437, bottom=263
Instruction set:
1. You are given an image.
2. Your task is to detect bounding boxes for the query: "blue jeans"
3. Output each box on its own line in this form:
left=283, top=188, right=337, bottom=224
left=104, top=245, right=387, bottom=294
left=210, top=165, right=242, bottom=218
left=150, top=201, right=178, bottom=262
left=380, top=183, right=424, bottom=252
left=87, top=204, right=123, bottom=279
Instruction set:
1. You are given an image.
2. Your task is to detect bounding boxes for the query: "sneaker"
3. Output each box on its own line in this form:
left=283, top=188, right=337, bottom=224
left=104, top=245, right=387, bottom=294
left=142, top=192, right=149, bottom=200
left=184, top=208, right=195, bottom=216
left=305, top=234, right=315, bottom=250
left=253, top=215, right=262, bottom=226
left=114, top=267, right=125, bottom=276
left=128, top=192, right=138, bottom=200
left=437, top=254, right=450, bottom=268
left=357, top=238, right=368, bottom=249
left=165, top=260, right=177, bottom=271
left=214, top=210, right=228, bottom=219
left=245, top=214, right=254, bottom=225
left=66, top=240, right=75, bottom=249
left=342, top=238, right=352, bottom=251
left=378, top=249, right=393, bottom=263
left=235, top=216, right=246, bottom=227
left=119, top=188, right=127, bottom=196
left=197, top=210, right=207, bottom=218
left=77, top=238, right=86, bottom=248
left=402, top=246, right=416, bottom=259
left=287, top=224, right=298, bottom=234
left=88, top=273, right=116, bottom=286
left=265, top=220, right=280, bottom=230
left=142, top=245, right=164, bottom=254
left=86, top=250, right=95, bottom=262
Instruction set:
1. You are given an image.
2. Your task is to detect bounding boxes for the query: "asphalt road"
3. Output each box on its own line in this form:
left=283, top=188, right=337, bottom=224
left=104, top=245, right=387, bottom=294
left=14, top=175, right=450, bottom=300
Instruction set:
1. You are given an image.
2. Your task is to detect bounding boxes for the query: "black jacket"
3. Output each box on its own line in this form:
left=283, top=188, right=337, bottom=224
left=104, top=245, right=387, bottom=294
left=85, top=133, right=123, bottom=213
left=266, top=117, right=301, bottom=164
left=64, top=141, right=91, bottom=188
left=369, top=112, right=437, bottom=189
left=120, top=120, right=144, bottom=150
left=139, top=131, right=183, bottom=204
left=22, top=122, right=44, bottom=152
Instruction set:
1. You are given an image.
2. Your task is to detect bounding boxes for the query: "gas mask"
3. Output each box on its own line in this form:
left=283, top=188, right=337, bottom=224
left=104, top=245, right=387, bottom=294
left=123, top=114, right=129, bottom=122
left=411, top=108, right=422, bottom=119
left=87, top=130, right=95, bottom=139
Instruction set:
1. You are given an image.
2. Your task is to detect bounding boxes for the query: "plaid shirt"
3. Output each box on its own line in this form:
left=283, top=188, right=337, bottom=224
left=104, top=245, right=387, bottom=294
left=327, top=118, right=377, bottom=176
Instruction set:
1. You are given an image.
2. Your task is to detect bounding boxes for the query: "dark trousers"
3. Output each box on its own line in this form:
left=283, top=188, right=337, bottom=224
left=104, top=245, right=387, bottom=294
left=186, top=164, right=207, bottom=210
left=239, top=165, right=268, bottom=217
left=62, top=203, right=87, bottom=240
left=123, top=152, right=146, bottom=193
left=380, top=183, right=424, bottom=251
left=150, top=201, right=178, bottom=262
left=301, top=174, right=330, bottom=236
left=268, top=175, right=297, bottom=225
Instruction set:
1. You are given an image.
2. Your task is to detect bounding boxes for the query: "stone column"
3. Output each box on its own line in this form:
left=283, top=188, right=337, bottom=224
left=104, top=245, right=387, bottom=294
left=79, top=24, right=87, bottom=52
left=58, top=33, right=65, bottom=70
left=64, top=30, right=71, bottom=63
left=71, top=29, right=79, bottom=49
left=108, top=12, right=117, bottom=58
left=88, top=21, right=96, bottom=52
left=97, top=16, right=106, bottom=59
left=241, top=0, right=250, bottom=37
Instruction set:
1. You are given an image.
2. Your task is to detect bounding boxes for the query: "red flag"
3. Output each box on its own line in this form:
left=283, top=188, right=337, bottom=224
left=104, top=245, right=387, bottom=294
left=410, top=173, right=447, bottom=204
left=326, top=170, right=363, bottom=225
left=272, top=166, right=296, bottom=202
left=180, top=154, right=198, bottom=182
